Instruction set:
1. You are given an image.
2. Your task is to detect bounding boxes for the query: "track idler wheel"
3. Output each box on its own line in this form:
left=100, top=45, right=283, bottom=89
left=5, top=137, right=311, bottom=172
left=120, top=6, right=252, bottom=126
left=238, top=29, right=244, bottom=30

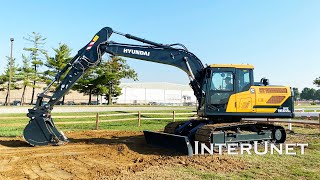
left=272, top=126, right=286, bottom=143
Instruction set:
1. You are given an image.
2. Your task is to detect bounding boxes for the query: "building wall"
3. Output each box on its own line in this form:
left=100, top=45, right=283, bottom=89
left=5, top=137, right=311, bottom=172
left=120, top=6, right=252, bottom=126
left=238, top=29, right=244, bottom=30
left=0, top=83, right=96, bottom=104
left=0, top=82, right=196, bottom=105
left=116, top=83, right=196, bottom=105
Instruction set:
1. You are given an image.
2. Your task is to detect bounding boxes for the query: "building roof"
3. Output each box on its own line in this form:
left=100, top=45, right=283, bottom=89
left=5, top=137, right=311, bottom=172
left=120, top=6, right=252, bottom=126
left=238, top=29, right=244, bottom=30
left=120, top=82, right=193, bottom=91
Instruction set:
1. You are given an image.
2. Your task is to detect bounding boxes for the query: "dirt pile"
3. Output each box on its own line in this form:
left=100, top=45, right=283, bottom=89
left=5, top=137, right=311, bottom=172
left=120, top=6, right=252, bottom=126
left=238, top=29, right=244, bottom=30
left=0, top=130, right=246, bottom=179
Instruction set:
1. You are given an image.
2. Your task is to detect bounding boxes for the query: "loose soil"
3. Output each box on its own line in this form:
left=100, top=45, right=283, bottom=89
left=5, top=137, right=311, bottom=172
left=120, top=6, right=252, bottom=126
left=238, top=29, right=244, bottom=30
left=0, top=130, right=246, bottom=179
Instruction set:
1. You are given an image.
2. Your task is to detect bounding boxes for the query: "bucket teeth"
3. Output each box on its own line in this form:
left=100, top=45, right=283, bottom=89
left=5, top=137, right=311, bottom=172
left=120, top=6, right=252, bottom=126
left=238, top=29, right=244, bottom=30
left=23, top=117, right=68, bottom=146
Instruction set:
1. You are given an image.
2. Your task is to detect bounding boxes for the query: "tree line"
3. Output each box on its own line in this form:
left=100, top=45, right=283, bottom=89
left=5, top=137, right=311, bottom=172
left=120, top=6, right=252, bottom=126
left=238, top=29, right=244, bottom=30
left=1, top=32, right=320, bottom=106
left=0, top=32, right=137, bottom=105
left=293, top=86, right=320, bottom=102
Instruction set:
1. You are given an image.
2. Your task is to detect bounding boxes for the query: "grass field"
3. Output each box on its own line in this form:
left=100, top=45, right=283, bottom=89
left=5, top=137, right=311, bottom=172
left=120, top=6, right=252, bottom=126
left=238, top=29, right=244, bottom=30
left=0, top=109, right=195, bottom=137
left=192, top=127, right=320, bottom=179
left=295, top=103, right=320, bottom=108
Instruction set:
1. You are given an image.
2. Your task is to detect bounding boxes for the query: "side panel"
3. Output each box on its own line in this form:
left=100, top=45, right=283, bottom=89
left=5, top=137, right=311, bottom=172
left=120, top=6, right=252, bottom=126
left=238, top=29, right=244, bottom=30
left=224, top=86, right=293, bottom=117
left=253, top=86, right=292, bottom=113
left=228, top=90, right=256, bottom=112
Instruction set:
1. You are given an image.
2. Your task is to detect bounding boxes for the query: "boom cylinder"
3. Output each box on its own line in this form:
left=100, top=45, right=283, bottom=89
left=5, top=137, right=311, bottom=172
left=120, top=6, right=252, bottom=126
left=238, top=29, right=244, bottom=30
left=114, top=31, right=168, bottom=48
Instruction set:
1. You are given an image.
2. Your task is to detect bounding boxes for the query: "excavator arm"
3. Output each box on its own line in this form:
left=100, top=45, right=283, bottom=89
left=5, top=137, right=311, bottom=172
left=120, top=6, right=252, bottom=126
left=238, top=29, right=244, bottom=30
left=23, top=27, right=204, bottom=147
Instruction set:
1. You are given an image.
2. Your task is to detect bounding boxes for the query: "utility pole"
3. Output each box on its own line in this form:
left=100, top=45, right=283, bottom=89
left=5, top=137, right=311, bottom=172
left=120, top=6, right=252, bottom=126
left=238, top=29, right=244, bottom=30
left=8, top=38, right=14, bottom=106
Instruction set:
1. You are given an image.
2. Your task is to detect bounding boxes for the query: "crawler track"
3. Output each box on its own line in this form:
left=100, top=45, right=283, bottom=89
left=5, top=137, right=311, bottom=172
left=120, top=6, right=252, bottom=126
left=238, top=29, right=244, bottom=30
left=195, top=123, right=287, bottom=144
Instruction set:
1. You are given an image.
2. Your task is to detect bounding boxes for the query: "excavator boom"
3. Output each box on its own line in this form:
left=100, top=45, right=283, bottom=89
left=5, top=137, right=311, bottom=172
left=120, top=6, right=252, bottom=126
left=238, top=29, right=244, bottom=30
left=23, top=27, right=204, bottom=152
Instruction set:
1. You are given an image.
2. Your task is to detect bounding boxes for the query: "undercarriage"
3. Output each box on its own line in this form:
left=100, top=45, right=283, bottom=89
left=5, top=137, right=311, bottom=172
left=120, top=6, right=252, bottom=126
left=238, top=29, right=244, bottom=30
left=144, top=118, right=286, bottom=156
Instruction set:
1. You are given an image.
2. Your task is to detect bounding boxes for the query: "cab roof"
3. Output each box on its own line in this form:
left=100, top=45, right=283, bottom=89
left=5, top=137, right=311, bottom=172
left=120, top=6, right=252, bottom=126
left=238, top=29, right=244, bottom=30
left=209, top=64, right=254, bottom=69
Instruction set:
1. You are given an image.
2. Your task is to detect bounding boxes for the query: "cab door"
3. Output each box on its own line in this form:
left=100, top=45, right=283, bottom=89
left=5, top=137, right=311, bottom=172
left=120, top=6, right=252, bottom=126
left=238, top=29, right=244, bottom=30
left=235, top=69, right=255, bottom=112
left=205, top=68, right=236, bottom=113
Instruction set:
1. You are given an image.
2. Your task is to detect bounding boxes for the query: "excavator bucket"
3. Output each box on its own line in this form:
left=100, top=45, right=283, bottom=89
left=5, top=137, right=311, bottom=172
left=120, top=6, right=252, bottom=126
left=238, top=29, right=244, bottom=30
left=143, top=130, right=193, bottom=156
left=23, top=116, right=68, bottom=146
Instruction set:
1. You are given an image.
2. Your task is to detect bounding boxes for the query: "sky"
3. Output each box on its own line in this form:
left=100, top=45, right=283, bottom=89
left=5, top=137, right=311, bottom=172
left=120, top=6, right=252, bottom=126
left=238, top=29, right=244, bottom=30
left=0, top=0, right=320, bottom=90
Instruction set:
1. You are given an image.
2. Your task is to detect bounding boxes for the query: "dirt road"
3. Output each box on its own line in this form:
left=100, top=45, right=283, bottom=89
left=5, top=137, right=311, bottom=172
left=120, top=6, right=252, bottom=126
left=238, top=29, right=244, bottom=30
left=0, top=130, right=245, bottom=179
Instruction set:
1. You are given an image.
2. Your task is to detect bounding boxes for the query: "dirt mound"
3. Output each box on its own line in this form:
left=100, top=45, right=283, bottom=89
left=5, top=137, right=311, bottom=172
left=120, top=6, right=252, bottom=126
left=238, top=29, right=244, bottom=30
left=0, top=130, right=246, bottom=179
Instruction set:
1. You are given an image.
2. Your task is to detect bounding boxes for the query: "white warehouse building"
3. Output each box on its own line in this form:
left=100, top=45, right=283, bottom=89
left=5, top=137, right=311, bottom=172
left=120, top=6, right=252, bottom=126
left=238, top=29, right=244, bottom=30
left=116, top=82, right=197, bottom=105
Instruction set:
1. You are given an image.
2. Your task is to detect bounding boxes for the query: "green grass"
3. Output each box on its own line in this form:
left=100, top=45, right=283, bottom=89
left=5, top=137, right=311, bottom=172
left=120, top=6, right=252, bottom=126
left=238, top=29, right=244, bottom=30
left=170, top=127, right=320, bottom=180
left=0, top=109, right=195, bottom=117
left=295, top=104, right=320, bottom=108
left=58, top=119, right=175, bottom=132
left=0, top=126, right=25, bottom=137
left=0, top=109, right=195, bottom=137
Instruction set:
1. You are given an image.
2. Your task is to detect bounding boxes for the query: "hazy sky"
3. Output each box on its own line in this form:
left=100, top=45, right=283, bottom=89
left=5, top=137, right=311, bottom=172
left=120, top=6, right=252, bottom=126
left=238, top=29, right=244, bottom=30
left=1, top=0, right=319, bottom=90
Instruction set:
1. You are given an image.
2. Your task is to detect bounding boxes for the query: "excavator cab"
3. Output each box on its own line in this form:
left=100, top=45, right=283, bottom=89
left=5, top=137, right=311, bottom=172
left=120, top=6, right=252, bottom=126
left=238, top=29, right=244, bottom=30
left=199, top=64, right=254, bottom=116
left=198, top=64, right=293, bottom=119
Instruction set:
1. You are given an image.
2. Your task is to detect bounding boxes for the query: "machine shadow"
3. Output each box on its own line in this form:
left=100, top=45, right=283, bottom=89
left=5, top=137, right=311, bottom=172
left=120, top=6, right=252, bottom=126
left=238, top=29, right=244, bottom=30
left=114, top=111, right=132, bottom=114
left=0, top=135, right=188, bottom=156
left=0, top=139, right=31, bottom=147
left=68, top=134, right=185, bottom=156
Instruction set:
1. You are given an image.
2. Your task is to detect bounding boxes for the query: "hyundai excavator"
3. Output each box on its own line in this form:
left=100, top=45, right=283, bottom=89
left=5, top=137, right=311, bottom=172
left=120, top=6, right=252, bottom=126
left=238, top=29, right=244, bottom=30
left=23, top=27, right=294, bottom=155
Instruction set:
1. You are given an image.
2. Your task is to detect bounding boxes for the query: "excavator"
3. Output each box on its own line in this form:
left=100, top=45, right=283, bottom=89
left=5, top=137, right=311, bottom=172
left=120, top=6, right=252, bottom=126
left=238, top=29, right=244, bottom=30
left=23, top=27, right=294, bottom=155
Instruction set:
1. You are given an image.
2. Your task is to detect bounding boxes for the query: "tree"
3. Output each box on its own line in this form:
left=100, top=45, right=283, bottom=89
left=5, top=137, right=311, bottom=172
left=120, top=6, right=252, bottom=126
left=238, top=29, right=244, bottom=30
left=72, top=56, right=138, bottom=105
left=300, top=87, right=316, bottom=101
left=17, top=54, right=34, bottom=105
left=0, top=57, right=21, bottom=105
left=23, top=32, right=47, bottom=104
left=300, top=87, right=309, bottom=100
left=309, top=88, right=316, bottom=101
left=314, top=77, right=320, bottom=87
left=97, top=56, right=138, bottom=105
left=44, top=43, right=72, bottom=105
left=292, top=87, right=300, bottom=101
left=315, top=89, right=320, bottom=101
left=72, top=70, right=96, bottom=105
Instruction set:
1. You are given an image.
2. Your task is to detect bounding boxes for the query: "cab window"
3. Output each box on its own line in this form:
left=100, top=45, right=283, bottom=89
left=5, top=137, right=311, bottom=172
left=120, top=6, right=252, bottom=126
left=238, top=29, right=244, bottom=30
left=237, top=69, right=251, bottom=92
left=210, top=72, right=234, bottom=91
left=208, top=72, right=234, bottom=105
